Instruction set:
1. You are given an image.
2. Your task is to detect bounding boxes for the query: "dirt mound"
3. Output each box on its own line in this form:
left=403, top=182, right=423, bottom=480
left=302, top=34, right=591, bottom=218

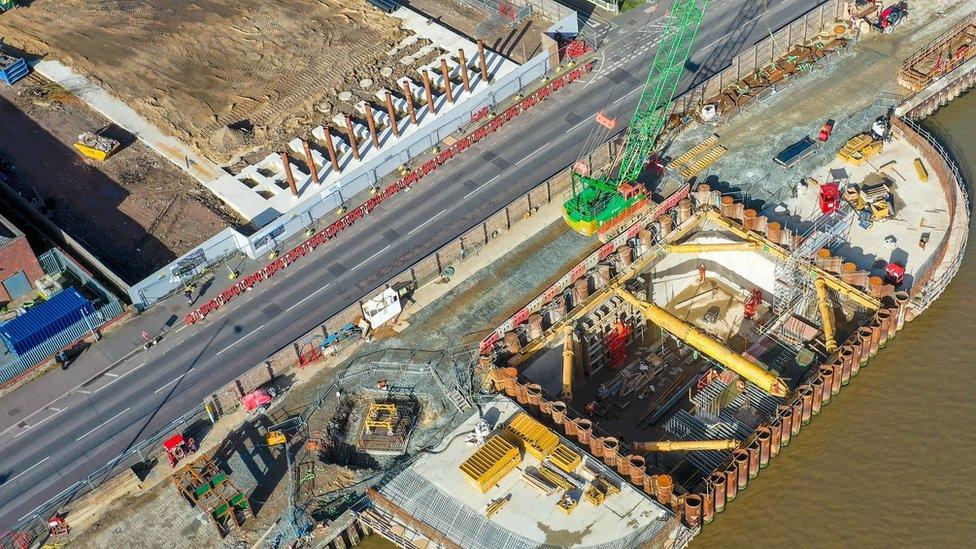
left=0, top=0, right=419, bottom=165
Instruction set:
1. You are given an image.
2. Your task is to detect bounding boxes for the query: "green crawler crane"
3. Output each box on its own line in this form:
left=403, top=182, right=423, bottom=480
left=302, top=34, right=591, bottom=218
left=564, top=0, right=709, bottom=236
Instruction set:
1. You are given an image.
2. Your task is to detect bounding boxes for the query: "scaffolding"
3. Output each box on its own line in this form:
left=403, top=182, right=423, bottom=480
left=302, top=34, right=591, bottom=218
left=767, top=206, right=854, bottom=345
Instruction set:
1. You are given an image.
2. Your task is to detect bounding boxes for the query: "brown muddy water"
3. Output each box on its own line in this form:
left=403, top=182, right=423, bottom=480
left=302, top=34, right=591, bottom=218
left=695, top=92, right=976, bottom=548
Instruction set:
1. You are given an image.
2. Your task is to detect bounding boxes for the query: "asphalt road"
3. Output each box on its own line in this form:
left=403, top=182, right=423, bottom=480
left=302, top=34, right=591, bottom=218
left=0, top=0, right=817, bottom=530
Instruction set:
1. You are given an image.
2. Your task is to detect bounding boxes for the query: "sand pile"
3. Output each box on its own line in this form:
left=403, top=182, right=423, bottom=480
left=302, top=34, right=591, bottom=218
left=0, top=0, right=433, bottom=165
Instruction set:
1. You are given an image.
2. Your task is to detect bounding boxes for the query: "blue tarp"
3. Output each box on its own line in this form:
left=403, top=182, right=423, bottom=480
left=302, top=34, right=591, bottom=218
left=0, top=288, right=94, bottom=355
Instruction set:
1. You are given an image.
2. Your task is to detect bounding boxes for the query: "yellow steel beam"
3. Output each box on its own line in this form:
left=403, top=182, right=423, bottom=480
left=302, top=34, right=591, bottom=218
left=561, top=324, right=574, bottom=400
left=631, top=439, right=740, bottom=453
left=507, top=210, right=710, bottom=368
left=814, top=278, right=838, bottom=353
left=663, top=242, right=760, bottom=254
left=703, top=211, right=880, bottom=310
left=613, top=285, right=789, bottom=396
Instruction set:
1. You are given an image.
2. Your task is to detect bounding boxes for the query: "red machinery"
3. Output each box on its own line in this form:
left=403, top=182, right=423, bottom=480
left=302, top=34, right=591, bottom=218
left=884, top=262, right=906, bottom=286
left=242, top=388, right=275, bottom=414
left=877, top=2, right=908, bottom=32
left=606, top=320, right=632, bottom=369
left=47, top=514, right=69, bottom=537
left=818, top=120, right=835, bottom=142
left=819, top=182, right=841, bottom=214
left=163, top=433, right=197, bottom=467
left=743, top=289, right=763, bottom=320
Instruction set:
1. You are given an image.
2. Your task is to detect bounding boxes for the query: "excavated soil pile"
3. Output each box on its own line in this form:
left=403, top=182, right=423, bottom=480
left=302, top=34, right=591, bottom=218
left=0, top=0, right=416, bottom=165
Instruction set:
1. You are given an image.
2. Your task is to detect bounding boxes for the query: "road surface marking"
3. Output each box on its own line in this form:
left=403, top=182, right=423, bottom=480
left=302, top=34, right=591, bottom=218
left=286, top=283, right=332, bottom=313
left=351, top=244, right=392, bottom=272
left=153, top=373, right=187, bottom=394
left=76, top=407, right=130, bottom=441
left=407, top=209, right=446, bottom=236
left=105, top=373, right=118, bottom=378
left=12, top=406, right=67, bottom=439
left=216, top=324, right=264, bottom=356
left=6, top=457, right=50, bottom=484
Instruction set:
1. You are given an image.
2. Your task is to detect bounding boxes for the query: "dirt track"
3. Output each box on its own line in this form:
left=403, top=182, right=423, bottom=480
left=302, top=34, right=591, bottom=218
left=0, top=0, right=427, bottom=165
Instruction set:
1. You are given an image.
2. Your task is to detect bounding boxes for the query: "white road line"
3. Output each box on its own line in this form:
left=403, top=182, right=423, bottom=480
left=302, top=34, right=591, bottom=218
left=76, top=407, right=129, bottom=441
left=13, top=407, right=66, bottom=439
left=153, top=373, right=185, bottom=394
left=568, top=117, right=590, bottom=133
left=286, top=283, right=332, bottom=312
left=6, top=457, right=50, bottom=484
left=215, top=324, right=264, bottom=356
left=407, top=209, right=446, bottom=236
left=104, top=373, right=118, bottom=378
left=351, top=244, right=392, bottom=272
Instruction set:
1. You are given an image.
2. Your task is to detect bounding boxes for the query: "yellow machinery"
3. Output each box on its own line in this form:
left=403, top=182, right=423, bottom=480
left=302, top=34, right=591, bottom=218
left=583, top=476, right=620, bottom=506
left=485, top=496, right=509, bottom=517
left=73, top=131, right=120, bottom=161
left=549, top=443, right=582, bottom=474
left=561, top=325, right=574, bottom=400
left=460, top=434, right=522, bottom=493
left=870, top=199, right=891, bottom=221
left=703, top=211, right=880, bottom=311
left=663, top=242, right=760, bottom=254
left=538, top=465, right=575, bottom=491
left=613, top=284, right=789, bottom=397
left=630, top=439, right=739, bottom=453
left=556, top=491, right=578, bottom=515
left=913, top=158, right=929, bottom=182
left=364, top=403, right=397, bottom=434
left=814, top=278, right=838, bottom=353
left=844, top=185, right=866, bottom=211
left=837, top=133, right=882, bottom=165
left=503, top=412, right=559, bottom=460
left=266, top=431, right=287, bottom=446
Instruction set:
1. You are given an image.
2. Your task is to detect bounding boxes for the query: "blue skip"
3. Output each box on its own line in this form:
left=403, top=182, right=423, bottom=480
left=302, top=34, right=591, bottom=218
left=0, top=53, right=30, bottom=85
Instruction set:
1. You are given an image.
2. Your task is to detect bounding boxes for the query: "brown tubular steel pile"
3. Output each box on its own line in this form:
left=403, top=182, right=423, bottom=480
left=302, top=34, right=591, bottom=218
left=481, top=181, right=930, bottom=529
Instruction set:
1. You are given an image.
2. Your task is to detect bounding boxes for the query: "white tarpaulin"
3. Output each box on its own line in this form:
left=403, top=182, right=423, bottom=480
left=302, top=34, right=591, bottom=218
left=361, top=287, right=402, bottom=328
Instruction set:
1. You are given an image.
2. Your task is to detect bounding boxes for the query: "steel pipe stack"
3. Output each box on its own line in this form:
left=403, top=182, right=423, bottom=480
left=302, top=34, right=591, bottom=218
left=894, top=291, right=909, bottom=330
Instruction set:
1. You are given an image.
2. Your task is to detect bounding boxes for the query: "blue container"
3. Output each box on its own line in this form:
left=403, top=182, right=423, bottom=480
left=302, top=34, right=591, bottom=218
left=0, top=56, right=30, bottom=86
left=0, top=288, right=94, bottom=355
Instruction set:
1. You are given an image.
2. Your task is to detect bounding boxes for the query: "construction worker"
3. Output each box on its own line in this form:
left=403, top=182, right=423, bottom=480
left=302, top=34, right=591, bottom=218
left=698, top=263, right=706, bottom=283
left=183, top=285, right=195, bottom=305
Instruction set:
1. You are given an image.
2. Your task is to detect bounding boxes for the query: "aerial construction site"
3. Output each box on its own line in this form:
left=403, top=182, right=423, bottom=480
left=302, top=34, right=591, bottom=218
left=0, top=0, right=974, bottom=548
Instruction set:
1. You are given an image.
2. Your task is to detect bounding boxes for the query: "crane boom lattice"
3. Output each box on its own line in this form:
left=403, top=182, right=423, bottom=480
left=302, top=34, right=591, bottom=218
left=618, top=0, right=709, bottom=183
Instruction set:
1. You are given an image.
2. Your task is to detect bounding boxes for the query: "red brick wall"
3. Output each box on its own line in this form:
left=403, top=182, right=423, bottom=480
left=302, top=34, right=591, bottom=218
left=0, top=237, right=44, bottom=304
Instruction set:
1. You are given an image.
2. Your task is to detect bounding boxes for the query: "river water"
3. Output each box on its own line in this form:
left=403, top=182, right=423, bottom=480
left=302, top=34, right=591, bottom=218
left=694, top=92, right=976, bottom=547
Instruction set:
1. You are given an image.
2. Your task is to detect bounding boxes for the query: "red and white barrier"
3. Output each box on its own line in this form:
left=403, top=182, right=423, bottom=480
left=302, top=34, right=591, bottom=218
left=184, top=63, right=594, bottom=326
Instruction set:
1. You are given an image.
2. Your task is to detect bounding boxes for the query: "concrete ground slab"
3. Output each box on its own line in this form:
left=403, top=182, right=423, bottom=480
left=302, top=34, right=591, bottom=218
left=771, top=134, right=950, bottom=288
left=378, top=396, right=677, bottom=549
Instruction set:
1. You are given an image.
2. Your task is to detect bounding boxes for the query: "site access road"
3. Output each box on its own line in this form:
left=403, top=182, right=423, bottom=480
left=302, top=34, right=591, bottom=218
left=0, top=0, right=818, bottom=530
